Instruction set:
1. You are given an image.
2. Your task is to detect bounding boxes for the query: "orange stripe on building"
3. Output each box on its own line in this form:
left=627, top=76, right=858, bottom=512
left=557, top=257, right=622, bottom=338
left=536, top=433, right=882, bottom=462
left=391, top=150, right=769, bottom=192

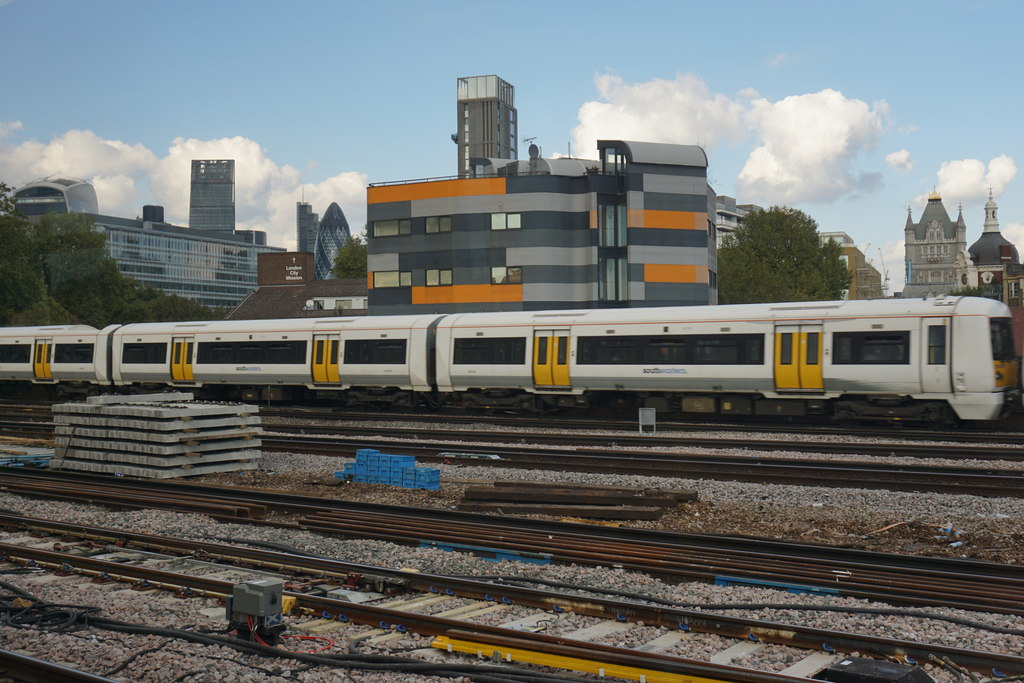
left=366, top=274, right=374, bottom=290
left=642, top=210, right=705, bottom=229
left=644, top=264, right=709, bottom=283
left=412, top=284, right=523, bottom=305
left=589, top=209, right=597, bottom=229
left=367, top=178, right=506, bottom=204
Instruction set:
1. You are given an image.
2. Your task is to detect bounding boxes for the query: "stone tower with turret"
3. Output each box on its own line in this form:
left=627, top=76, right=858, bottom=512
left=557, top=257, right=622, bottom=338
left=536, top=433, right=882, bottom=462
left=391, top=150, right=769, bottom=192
left=902, top=191, right=967, bottom=298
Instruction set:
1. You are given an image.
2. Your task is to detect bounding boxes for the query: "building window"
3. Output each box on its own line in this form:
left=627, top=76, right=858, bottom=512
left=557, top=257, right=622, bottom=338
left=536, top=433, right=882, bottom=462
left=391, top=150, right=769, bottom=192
left=426, top=216, right=452, bottom=233
left=373, top=270, right=412, bottom=288
left=491, top=266, right=522, bottom=284
left=602, top=147, right=626, bottom=173
left=599, top=258, right=628, bottom=301
left=426, top=268, right=452, bottom=286
left=599, top=203, right=627, bottom=247
left=372, top=219, right=411, bottom=237
left=490, top=213, right=521, bottom=230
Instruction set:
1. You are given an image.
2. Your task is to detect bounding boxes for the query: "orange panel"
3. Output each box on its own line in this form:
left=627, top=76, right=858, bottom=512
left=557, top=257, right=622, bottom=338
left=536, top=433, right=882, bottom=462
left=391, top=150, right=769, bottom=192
left=368, top=178, right=506, bottom=204
left=627, top=209, right=645, bottom=227
left=589, top=210, right=597, bottom=229
left=412, top=284, right=523, bottom=305
left=367, top=273, right=374, bottom=290
left=644, top=264, right=708, bottom=283
left=642, top=210, right=705, bottom=229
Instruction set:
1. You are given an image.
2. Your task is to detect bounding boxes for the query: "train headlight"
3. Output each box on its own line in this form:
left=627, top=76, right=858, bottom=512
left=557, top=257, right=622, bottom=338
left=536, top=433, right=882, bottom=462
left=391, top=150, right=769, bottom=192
left=996, top=371, right=1004, bottom=381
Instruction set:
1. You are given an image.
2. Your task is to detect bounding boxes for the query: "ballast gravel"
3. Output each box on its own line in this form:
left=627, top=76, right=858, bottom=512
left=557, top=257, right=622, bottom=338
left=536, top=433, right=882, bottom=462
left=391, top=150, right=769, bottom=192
left=0, top=432, right=1019, bottom=681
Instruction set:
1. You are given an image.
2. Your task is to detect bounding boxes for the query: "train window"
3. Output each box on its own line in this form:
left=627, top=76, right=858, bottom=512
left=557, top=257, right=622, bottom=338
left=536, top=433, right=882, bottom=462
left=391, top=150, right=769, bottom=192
left=122, top=343, right=167, bottom=364
left=928, top=326, right=946, bottom=365
left=578, top=334, right=764, bottom=365
left=779, top=334, right=793, bottom=365
left=196, top=341, right=307, bottom=365
left=344, top=339, right=408, bottom=364
left=990, top=318, right=1016, bottom=361
left=53, top=344, right=94, bottom=363
left=556, top=336, right=568, bottom=365
left=0, top=344, right=31, bottom=363
left=536, top=338, right=548, bottom=365
left=805, top=333, right=820, bottom=365
left=453, top=337, right=526, bottom=365
left=832, top=332, right=910, bottom=365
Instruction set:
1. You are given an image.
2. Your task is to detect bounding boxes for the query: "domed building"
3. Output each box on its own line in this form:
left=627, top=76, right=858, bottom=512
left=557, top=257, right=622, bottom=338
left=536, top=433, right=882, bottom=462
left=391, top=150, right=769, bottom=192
left=313, top=202, right=352, bottom=280
left=954, top=191, right=1020, bottom=300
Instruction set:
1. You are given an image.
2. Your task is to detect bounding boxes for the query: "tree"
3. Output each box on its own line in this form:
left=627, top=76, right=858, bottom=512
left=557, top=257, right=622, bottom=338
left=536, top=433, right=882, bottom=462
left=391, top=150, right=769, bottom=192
left=332, top=234, right=367, bottom=279
left=717, top=206, right=851, bottom=304
left=0, top=182, right=47, bottom=324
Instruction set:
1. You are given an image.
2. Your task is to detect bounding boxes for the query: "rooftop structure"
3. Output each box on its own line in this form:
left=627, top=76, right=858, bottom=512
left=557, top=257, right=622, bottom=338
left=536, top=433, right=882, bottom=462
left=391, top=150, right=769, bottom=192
left=454, top=75, right=517, bottom=177
left=189, top=159, right=235, bottom=233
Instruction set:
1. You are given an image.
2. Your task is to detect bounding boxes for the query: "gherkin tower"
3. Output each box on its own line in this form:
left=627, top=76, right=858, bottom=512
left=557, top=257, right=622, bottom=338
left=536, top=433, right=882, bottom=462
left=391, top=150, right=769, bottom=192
left=314, top=202, right=351, bottom=279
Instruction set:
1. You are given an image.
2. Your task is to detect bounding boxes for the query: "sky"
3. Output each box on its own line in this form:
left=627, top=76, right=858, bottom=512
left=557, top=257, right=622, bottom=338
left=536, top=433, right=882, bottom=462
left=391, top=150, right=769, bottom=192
left=1, top=0, right=1021, bottom=294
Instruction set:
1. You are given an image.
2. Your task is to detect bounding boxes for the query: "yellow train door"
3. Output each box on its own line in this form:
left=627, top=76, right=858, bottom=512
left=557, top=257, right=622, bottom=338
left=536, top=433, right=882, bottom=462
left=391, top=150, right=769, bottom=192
left=533, top=330, right=571, bottom=387
left=170, top=337, right=194, bottom=382
left=312, top=335, right=340, bottom=384
left=774, top=325, right=823, bottom=391
left=32, top=339, right=52, bottom=379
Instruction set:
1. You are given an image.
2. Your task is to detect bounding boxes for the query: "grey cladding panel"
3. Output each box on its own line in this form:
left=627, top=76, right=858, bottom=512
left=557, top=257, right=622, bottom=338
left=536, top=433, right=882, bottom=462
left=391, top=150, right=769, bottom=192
left=367, top=201, right=412, bottom=221
left=629, top=228, right=708, bottom=249
left=643, top=192, right=709, bottom=213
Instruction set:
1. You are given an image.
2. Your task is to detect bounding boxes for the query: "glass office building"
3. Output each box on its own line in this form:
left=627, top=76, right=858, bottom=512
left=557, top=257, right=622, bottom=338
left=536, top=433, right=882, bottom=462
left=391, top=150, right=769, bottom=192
left=189, top=159, right=235, bottom=233
left=313, top=202, right=351, bottom=280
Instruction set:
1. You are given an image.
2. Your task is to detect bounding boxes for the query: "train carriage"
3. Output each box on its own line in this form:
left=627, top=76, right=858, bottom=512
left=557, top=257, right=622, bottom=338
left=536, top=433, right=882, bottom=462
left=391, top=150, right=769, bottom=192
left=0, top=325, right=101, bottom=385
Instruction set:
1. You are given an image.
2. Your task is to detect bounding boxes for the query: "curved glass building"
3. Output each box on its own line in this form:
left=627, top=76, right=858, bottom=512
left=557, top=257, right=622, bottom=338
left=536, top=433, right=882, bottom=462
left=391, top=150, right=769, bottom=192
left=314, top=202, right=351, bottom=280
left=14, top=178, right=99, bottom=216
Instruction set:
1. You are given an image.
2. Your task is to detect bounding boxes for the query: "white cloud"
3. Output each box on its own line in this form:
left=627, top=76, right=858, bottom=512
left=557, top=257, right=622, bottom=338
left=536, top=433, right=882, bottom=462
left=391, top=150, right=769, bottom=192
left=876, top=240, right=905, bottom=295
left=570, top=77, right=887, bottom=205
left=1002, top=222, right=1024, bottom=253
left=570, top=74, right=749, bottom=157
left=738, top=90, right=887, bottom=204
left=0, top=124, right=367, bottom=250
left=767, top=53, right=789, bottom=68
left=885, top=149, right=914, bottom=172
left=914, top=155, right=1017, bottom=208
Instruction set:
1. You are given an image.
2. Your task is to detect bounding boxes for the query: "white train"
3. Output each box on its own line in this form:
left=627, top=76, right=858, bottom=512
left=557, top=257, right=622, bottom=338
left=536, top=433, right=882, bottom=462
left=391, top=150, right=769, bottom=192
left=1, top=297, right=1019, bottom=423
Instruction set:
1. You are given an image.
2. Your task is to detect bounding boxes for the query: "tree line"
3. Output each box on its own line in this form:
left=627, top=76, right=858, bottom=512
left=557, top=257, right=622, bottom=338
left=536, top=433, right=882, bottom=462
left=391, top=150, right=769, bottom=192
left=0, top=182, right=220, bottom=328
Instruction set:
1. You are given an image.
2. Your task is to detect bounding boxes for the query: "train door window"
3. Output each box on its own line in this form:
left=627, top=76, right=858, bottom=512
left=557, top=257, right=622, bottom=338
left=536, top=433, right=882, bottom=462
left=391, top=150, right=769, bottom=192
left=556, top=336, right=568, bottom=365
left=928, top=325, right=946, bottom=364
left=779, top=333, right=793, bottom=365
left=535, top=337, right=548, bottom=365
left=805, top=332, right=820, bottom=365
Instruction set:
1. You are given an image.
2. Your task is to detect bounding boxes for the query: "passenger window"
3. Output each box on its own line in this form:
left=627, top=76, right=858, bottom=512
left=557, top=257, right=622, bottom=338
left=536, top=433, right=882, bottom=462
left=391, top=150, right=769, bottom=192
left=928, top=325, right=946, bottom=365
left=779, top=333, right=793, bottom=365
left=805, top=333, right=819, bottom=365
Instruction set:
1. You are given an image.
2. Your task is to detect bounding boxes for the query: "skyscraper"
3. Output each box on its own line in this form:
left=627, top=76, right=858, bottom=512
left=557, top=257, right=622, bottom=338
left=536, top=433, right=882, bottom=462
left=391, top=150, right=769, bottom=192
left=454, top=75, right=517, bottom=177
left=296, top=201, right=319, bottom=252
left=314, top=202, right=351, bottom=280
left=189, top=159, right=235, bottom=232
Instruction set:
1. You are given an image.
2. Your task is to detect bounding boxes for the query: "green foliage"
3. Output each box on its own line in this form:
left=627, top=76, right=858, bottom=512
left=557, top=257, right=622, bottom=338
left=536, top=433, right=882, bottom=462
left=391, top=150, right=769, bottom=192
left=717, top=206, right=852, bottom=304
left=0, top=182, right=222, bottom=327
left=948, top=286, right=984, bottom=297
left=332, top=234, right=367, bottom=279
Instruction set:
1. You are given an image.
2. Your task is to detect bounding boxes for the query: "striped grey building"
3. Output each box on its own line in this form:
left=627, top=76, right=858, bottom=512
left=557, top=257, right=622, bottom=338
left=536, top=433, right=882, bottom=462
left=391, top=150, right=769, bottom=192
left=366, top=140, right=716, bottom=314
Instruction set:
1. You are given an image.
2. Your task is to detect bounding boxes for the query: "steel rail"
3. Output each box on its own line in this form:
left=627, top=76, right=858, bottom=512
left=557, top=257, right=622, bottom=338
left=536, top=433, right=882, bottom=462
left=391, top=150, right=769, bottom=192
left=0, top=518, right=1020, bottom=677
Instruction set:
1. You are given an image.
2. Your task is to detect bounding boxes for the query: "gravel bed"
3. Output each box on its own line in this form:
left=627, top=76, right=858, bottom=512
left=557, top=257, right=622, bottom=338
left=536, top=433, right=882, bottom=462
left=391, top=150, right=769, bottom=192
left=0, top=440, right=1020, bottom=681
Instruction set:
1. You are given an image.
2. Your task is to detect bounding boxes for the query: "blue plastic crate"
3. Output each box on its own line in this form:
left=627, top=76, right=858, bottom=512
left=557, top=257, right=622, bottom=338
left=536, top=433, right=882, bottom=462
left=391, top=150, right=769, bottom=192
left=356, top=448, right=381, bottom=458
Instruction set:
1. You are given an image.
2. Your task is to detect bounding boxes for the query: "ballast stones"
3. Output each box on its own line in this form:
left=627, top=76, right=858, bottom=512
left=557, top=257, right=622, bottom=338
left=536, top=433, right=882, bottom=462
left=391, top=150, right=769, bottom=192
left=52, top=393, right=261, bottom=478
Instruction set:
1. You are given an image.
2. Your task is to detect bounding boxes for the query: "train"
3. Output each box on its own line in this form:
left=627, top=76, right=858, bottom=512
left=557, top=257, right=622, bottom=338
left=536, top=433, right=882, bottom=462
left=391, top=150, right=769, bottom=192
left=0, top=296, right=1019, bottom=424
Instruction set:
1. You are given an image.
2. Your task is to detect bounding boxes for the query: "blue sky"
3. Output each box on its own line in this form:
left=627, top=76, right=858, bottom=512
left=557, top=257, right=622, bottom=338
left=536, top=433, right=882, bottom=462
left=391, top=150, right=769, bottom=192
left=2, top=0, right=1021, bottom=293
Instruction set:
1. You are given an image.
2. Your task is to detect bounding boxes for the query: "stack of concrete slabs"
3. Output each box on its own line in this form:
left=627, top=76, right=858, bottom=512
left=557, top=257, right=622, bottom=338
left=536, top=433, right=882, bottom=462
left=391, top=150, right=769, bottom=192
left=53, top=393, right=262, bottom=479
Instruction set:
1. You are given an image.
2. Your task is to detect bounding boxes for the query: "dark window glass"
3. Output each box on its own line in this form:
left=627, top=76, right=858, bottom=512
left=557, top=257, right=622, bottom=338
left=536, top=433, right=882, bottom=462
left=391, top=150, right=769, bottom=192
left=122, top=343, right=168, bottom=364
left=928, top=325, right=946, bottom=365
left=53, top=344, right=94, bottom=363
left=196, top=340, right=306, bottom=365
left=556, top=336, right=568, bottom=365
left=832, top=331, right=910, bottom=365
left=805, top=332, right=820, bottom=365
left=0, top=344, right=31, bottom=363
left=344, top=339, right=408, bottom=364
left=578, top=334, right=764, bottom=365
left=779, top=333, right=793, bottom=365
left=990, top=318, right=1016, bottom=361
left=453, top=337, right=527, bottom=365
left=536, top=337, right=548, bottom=365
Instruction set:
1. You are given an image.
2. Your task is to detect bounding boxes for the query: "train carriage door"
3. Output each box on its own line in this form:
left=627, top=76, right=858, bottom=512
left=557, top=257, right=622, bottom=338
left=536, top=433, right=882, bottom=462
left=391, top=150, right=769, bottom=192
left=774, top=325, right=823, bottom=391
left=170, top=336, right=194, bottom=382
left=311, top=334, right=341, bottom=384
left=921, top=319, right=952, bottom=394
left=32, top=339, right=52, bottom=379
left=533, top=329, right=571, bottom=388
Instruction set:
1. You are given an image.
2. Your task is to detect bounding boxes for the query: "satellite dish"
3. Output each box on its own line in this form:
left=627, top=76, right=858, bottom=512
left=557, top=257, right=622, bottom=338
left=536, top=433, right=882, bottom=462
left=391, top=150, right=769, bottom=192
left=304, top=299, right=314, bottom=309
left=528, top=143, right=540, bottom=160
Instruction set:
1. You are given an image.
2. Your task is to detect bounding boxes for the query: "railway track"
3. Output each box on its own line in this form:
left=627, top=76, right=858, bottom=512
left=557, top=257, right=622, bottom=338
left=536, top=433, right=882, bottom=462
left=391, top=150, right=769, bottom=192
left=0, top=513, right=1020, bottom=681
left=0, top=469, right=1020, bottom=616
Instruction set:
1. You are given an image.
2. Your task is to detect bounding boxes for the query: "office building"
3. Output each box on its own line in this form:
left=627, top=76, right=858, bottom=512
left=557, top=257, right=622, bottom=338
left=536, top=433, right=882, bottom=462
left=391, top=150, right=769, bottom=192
left=714, top=195, right=761, bottom=236
left=189, top=159, right=235, bottom=232
left=14, top=178, right=281, bottom=309
left=819, top=232, right=884, bottom=299
left=366, top=139, right=715, bottom=315
left=13, top=178, right=98, bottom=216
left=454, top=75, right=517, bottom=177
left=296, top=201, right=319, bottom=253
left=313, top=202, right=351, bottom=280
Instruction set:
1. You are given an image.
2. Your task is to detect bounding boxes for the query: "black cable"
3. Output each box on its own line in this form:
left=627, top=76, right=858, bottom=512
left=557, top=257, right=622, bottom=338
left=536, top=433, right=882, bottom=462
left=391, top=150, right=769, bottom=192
left=208, top=536, right=317, bottom=557
left=103, top=639, right=173, bottom=677
left=469, top=575, right=1024, bottom=636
